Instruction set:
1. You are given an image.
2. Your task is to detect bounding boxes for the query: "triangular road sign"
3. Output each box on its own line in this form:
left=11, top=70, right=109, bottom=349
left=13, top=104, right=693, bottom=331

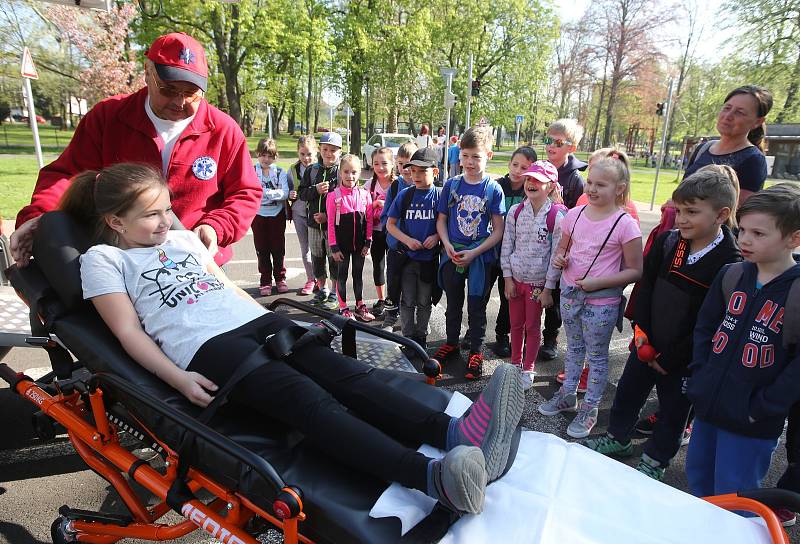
left=21, top=47, right=39, bottom=80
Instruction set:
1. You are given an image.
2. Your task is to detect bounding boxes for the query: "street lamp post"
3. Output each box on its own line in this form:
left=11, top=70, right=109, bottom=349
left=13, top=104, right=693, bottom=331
left=440, top=66, right=457, bottom=180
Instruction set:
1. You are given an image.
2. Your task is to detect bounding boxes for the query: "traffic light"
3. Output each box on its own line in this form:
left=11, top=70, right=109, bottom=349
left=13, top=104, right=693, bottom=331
left=471, top=80, right=481, bottom=96
left=656, top=102, right=665, bottom=116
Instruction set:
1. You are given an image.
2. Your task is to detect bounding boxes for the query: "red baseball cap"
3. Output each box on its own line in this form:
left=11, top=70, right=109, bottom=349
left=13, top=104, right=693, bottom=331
left=145, top=32, right=208, bottom=92
left=521, top=160, right=559, bottom=184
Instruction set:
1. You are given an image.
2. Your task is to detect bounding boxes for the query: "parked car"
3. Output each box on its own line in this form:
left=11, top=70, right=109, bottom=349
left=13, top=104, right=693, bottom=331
left=361, top=133, right=416, bottom=168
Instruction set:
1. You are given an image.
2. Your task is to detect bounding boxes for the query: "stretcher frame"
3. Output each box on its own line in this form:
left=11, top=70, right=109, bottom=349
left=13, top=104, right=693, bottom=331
left=0, top=289, right=794, bottom=543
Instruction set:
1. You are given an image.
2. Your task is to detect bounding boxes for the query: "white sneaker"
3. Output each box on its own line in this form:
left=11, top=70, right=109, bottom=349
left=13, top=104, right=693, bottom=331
left=521, top=370, right=535, bottom=391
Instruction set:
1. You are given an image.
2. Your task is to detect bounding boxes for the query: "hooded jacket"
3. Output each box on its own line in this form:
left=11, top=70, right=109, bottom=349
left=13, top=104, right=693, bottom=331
left=633, top=227, right=741, bottom=375
left=15, top=88, right=261, bottom=265
left=687, top=261, right=800, bottom=439
left=558, top=154, right=588, bottom=209
left=298, top=162, right=339, bottom=230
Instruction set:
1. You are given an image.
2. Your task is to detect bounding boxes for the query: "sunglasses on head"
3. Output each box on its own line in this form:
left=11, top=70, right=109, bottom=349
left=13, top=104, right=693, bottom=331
left=543, top=136, right=573, bottom=148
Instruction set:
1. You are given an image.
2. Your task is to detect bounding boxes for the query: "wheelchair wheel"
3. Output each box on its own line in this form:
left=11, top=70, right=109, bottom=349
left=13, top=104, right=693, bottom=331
left=50, top=516, right=75, bottom=543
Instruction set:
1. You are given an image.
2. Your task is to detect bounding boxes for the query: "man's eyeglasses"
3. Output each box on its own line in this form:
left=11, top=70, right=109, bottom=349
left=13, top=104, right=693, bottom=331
left=543, top=136, right=573, bottom=148
left=149, top=70, right=203, bottom=103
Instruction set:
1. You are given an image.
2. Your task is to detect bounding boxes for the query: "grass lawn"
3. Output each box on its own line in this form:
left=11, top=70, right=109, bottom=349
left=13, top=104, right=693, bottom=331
left=1, top=128, right=686, bottom=220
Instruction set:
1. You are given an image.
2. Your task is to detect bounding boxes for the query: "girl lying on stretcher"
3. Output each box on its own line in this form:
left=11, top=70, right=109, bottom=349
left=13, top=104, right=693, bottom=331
left=59, top=163, right=525, bottom=516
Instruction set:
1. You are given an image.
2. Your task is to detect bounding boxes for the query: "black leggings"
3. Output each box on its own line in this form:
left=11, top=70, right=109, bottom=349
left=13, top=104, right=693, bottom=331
left=188, top=313, right=451, bottom=492
left=336, top=250, right=365, bottom=306
left=371, top=229, right=388, bottom=286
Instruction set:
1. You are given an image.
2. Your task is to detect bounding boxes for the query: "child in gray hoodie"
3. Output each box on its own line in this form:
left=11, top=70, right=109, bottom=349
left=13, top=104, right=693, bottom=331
left=501, top=161, right=566, bottom=388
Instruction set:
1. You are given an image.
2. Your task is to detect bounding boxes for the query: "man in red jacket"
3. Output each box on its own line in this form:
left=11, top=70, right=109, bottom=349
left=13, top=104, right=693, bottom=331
left=11, top=32, right=260, bottom=266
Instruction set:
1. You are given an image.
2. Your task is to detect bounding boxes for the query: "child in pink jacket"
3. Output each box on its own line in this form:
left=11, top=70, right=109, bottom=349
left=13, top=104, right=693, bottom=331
left=327, top=154, right=375, bottom=321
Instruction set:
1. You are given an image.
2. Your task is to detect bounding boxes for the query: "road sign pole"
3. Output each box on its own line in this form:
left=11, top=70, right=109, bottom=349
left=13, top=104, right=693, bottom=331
left=23, top=78, right=43, bottom=168
left=444, top=74, right=453, bottom=178
left=650, top=78, right=674, bottom=211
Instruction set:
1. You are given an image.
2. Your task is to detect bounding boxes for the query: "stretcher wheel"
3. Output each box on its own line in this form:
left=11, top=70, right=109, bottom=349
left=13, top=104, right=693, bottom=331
left=50, top=516, right=75, bottom=543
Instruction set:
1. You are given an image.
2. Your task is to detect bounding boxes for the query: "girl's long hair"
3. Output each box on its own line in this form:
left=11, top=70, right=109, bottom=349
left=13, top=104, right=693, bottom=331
left=59, top=163, right=168, bottom=245
left=369, top=147, right=396, bottom=193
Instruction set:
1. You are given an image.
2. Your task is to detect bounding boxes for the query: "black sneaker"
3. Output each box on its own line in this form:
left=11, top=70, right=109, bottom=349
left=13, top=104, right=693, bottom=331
left=538, top=338, right=557, bottom=361
left=635, top=413, right=658, bottom=436
left=434, top=343, right=460, bottom=362
left=383, top=298, right=399, bottom=312
left=492, top=334, right=511, bottom=358
left=372, top=299, right=386, bottom=318
left=382, top=309, right=399, bottom=331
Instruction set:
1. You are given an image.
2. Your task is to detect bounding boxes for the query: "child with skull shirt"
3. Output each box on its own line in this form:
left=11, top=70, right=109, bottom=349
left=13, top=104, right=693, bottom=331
left=434, top=127, right=506, bottom=380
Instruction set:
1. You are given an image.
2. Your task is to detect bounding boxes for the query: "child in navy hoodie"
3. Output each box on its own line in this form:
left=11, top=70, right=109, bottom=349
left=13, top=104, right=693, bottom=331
left=686, top=183, right=800, bottom=499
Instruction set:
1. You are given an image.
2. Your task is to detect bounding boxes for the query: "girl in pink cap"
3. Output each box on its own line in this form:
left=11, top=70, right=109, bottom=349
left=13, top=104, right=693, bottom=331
left=500, top=161, right=566, bottom=389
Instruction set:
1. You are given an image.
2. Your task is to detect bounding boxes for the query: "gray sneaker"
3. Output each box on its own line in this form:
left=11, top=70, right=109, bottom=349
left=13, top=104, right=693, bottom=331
left=451, top=364, right=525, bottom=481
left=566, top=403, right=598, bottom=439
left=430, top=445, right=487, bottom=514
left=538, top=388, right=578, bottom=416
left=382, top=309, right=399, bottom=331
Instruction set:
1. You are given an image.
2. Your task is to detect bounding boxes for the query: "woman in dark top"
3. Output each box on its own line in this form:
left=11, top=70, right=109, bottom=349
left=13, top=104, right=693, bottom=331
left=683, top=85, right=773, bottom=205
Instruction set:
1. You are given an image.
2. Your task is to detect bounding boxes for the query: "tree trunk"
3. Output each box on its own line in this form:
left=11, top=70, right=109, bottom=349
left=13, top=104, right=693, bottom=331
left=590, top=54, right=609, bottom=151
left=275, top=100, right=286, bottom=136
left=777, top=47, right=800, bottom=123
left=305, top=48, right=313, bottom=135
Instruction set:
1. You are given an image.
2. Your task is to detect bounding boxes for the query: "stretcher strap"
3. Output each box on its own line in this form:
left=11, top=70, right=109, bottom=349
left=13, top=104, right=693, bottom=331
left=166, top=321, right=343, bottom=513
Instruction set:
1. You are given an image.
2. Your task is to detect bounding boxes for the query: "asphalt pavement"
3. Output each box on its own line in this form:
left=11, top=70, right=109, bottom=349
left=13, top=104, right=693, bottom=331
left=1, top=201, right=797, bottom=543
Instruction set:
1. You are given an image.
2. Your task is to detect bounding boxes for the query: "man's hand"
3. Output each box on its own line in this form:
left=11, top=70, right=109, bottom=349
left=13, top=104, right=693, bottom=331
left=289, top=190, right=298, bottom=200
left=332, top=250, right=344, bottom=262
left=316, top=181, right=329, bottom=195
left=9, top=216, right=40, bottom=267
left=360, top=246, right=369, bottom=257
left=314, top=212, right=327, bottom=224
left=177, top=370, right=218, bottom=407
left=193, top=224, right=219, bottom=256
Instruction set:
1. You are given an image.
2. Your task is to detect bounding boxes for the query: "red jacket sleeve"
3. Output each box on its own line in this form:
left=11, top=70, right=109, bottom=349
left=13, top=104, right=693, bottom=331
left=194, top=131, right=261, bottom=248
left=16, top=104, right=107, bottom=227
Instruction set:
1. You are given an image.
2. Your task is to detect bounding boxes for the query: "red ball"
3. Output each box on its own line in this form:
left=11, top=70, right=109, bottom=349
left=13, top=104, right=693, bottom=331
left=638, top=344, right=658, bottom=362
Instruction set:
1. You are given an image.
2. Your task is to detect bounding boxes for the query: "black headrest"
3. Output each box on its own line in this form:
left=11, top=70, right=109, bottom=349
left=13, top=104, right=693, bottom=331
left=33, top=211, right=94, bottom=312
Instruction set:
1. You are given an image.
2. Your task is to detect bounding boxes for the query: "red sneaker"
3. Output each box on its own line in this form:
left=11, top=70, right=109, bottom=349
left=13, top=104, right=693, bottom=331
left=556, top=367, right=588, bottom=393
left=299, top=280, right=315, bottom=295
left=465, top=353, right=483, bottom=380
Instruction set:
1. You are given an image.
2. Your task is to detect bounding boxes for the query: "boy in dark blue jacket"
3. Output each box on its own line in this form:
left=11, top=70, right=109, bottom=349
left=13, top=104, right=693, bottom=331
left=686, top=183, right=800, bottom=498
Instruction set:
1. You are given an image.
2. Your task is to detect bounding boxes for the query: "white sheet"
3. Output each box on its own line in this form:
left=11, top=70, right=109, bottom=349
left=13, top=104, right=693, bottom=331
left=370, top=395, right=773, bottom=543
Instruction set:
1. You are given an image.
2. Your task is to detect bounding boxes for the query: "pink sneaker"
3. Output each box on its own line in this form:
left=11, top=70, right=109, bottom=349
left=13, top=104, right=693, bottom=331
left=259, top=285, right=272, bottom=296
left=354, top=303, right=375, bottom=322
left=298, top=280, right=315, bottom=296
left=276, top=280, right=289, bottom=294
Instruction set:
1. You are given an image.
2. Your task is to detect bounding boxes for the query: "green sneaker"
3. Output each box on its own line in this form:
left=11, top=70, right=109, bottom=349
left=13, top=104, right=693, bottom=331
left=584, top=433, right=634, bottom=458
left=636, top=453, right=666, bottom=481
left=323, top=291, right=338, bottom=310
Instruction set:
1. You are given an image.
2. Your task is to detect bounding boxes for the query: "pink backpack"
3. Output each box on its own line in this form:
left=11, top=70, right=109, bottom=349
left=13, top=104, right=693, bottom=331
left=512, top=200, right=567, bottom=233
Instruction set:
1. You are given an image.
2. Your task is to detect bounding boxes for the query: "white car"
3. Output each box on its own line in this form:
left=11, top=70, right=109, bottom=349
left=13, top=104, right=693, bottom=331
left=361, top=133, right=415, bottom=168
